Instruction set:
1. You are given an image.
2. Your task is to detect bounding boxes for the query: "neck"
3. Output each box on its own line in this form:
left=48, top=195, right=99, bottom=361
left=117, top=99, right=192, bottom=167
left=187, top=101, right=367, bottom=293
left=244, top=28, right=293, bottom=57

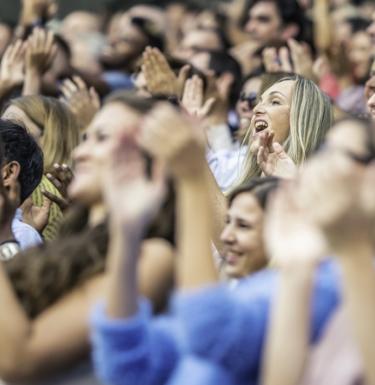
left=89, top=203, right=107, bottom=226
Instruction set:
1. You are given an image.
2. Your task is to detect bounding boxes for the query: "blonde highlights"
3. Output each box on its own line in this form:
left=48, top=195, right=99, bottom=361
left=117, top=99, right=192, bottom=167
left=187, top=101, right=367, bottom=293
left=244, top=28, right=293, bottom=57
left=9, top=96, right=80, bottom=173
left=235, top=75, right=332, bottom=187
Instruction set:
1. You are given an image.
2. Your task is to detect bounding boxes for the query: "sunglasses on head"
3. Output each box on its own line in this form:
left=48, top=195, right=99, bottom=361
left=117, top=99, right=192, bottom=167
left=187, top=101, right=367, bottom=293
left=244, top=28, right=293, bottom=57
left=239, top=92, right=257, bottom=109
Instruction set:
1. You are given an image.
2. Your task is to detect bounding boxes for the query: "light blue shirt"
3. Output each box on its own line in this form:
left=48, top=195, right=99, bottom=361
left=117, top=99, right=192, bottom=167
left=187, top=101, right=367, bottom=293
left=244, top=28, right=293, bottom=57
left=12, top=208, right=43, bottom=250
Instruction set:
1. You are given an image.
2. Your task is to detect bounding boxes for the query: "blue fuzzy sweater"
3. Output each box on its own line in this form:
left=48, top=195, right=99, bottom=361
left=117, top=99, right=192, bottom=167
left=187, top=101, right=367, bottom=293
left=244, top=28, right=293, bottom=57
left=91, top=261, right=340, bottom=385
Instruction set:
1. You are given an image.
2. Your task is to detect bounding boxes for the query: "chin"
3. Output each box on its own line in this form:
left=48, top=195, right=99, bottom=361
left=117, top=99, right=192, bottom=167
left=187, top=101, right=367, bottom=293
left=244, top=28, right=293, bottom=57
left=68, top=182, right=101, bottom=207
left=224, top=265, right=247, bottom=279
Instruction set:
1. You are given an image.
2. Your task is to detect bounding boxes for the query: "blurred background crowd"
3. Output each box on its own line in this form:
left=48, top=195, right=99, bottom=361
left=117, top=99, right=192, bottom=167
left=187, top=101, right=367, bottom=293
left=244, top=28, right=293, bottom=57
left=0, top=0, right=373, bottom=384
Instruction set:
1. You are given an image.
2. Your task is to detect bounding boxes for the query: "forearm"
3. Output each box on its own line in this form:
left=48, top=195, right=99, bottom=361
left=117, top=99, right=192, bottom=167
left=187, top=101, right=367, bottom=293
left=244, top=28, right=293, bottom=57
left=106, top=222, right=141, bottom=319
left=206, top=163, right=227, bottom=253
left=23, top=69, right=42, bottom=95
left=176, top=170, right=218, bottom=290
left=338, top=246, right=375, bottom=385
left=0, top=262, right=32, bottom=375
left=313, top=0, right=332, bottom=53
left=262, top=263, right=315, bottom=385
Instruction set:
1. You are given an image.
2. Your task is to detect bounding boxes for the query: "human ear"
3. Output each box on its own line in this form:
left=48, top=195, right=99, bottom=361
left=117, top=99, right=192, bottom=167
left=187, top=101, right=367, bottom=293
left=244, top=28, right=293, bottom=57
left=2, top=161, right=21, bottom=188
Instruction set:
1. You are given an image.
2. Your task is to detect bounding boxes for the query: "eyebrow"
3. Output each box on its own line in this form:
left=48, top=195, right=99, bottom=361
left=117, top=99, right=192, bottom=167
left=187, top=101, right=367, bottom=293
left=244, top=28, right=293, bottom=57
left=259, top=91, right=287, bottom=103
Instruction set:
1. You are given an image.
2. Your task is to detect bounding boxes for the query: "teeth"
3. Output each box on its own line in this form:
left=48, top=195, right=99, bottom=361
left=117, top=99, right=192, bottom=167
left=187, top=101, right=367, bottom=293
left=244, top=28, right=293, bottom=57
left=255, top=121, right=268, bottom=131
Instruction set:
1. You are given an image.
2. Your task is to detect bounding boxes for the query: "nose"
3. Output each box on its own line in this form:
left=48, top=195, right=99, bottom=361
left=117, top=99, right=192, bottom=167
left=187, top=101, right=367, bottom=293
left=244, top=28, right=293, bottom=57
left=72, top=139, right=90, bottom=164
left=220, top=223, right=236, bottom=245
left=245, top=19, right=257, bottom=34
left=253, top=99, right=265, bottom=115
left=367, top=21, right=375, bottom=36
left=368, top=92, right=375, bottom=111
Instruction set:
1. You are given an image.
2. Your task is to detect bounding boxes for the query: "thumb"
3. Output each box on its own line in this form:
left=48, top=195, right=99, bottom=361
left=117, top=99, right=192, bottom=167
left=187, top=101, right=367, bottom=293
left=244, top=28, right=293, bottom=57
left=200, top=97, right=216, bottom=117
left=20, top=195, right=33, bottom=212
left=41, top=194, right=52, bottom=211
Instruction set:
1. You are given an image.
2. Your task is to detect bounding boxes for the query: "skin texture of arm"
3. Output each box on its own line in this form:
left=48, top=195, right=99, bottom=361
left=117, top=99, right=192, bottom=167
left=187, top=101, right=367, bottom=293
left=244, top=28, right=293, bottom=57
left=0, top=238, right=173, bottom=383
left=313, top=0, right=332, bottom=53
left=262, top=262, right=316, bottom=385
left=339, top=245, right=375, bottom=385
left=176, top=168, right=218, bottom=290
left=23, top=68, right=42, bottom=96
left=206, top=162, right=227, bottom=254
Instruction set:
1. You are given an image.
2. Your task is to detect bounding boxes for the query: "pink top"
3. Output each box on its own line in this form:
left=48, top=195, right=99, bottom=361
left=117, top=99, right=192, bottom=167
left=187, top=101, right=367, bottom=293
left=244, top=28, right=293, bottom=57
left=301, top=307, right=365, bottom=385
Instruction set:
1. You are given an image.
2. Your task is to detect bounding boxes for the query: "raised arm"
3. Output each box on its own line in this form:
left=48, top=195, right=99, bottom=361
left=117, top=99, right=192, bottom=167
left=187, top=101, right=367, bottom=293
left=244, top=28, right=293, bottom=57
left=141, top=103, right=218, bottom=290
left=319, top=163, right=375, bottom=385
left=91, top=130, right=179, bottom=385
left=23, top=28, right=57, bottom=96
left=261, top=181, right=327, bottom=385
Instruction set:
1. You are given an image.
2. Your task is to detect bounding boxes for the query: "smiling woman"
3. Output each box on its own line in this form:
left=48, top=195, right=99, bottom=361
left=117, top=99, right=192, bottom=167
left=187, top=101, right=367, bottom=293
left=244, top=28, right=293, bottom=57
left=0, top=91, right=175, bottom=384
left=236, top=74, right=333, bottom=185
left=221, top=177, right=279, bottom=280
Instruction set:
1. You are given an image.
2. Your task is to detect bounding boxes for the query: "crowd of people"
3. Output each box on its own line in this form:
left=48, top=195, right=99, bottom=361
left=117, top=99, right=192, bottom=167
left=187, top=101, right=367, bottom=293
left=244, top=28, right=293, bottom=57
left=0, top=0, right=373, bottom=384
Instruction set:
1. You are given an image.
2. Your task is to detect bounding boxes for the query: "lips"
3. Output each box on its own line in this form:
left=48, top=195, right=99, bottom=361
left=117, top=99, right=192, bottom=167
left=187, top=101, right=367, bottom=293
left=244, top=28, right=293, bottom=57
left=224, top=251, right=243, bottom=265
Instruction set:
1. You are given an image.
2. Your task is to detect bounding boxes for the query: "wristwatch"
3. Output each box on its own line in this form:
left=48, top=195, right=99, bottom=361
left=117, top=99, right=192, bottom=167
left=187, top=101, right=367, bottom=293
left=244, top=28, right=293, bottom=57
left=0, top=241, right=21, bottom=261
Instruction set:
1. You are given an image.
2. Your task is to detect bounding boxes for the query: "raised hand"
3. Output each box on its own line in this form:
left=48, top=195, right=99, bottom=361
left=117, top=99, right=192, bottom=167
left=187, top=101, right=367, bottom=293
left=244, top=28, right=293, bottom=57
left=294, top=152, right=370, bottom=255
left=104, top=132, right=166, bottom=232
left=21, top=195, right=52, bottom=233
left=251, top=130, right=297, bottom=178
left=257, top=141, right=297, bottom=178
left=181, top=75, right=216, bottom=119
left=265, top=181, right=327, bottom=268
left=142, top=46, right=190, bottom=97
left=262, top=47, right=292, bottom=73
left=262, top=40, right=315, bottom=81
left=25, top=28, right=57, bottom=75
left=287, top=39, right=315, bottom=81
left=44, top=163, right=74, bottom=211
left=60, top=76, right=100, bottom=131
left=140, top=103, right=206, bottom=179
left=20, top=0, right=58, bottom=25
left=0, top=40, right=26, bottom=94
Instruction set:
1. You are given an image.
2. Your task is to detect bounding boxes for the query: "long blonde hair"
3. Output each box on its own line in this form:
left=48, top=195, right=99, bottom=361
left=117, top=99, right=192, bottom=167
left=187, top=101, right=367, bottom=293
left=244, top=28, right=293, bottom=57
left=236, top=75, right=332, bottom=187
left=8, top=96, right=80, bottom=173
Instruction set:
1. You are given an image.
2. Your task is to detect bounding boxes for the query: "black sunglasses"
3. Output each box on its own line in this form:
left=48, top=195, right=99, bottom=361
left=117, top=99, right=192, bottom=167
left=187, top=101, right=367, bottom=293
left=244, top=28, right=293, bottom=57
left=239, top=91, right=258, bottom=110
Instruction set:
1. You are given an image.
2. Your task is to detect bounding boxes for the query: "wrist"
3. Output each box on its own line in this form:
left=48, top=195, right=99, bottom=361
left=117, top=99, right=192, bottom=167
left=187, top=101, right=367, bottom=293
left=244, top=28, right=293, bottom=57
left=175, top=165, right=208, bottom=184
left=26, top=65, right=43, bottom=77
left=0, top=226, right=15, bottom=243
left=110, top=215, right=147, bottom=241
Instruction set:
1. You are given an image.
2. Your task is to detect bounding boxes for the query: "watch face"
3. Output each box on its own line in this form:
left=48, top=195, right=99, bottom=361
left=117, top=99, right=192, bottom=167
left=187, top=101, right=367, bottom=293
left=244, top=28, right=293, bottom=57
left=0, top=243, right=20, bottom=261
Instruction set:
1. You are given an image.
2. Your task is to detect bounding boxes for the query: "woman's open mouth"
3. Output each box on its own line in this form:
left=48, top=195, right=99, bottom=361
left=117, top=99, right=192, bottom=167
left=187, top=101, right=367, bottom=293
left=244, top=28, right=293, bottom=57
left=254, top=120, right=268, bottom=132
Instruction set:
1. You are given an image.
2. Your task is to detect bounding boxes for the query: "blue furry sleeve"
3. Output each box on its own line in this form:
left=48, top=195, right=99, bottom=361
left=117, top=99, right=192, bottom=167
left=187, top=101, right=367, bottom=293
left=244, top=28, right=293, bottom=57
left=90, top=299, right=180, bottom=385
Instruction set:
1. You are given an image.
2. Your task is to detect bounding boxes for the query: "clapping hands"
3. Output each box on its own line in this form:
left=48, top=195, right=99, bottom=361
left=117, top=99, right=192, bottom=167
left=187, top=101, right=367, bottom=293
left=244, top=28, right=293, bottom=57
left=60, top=76, right=100, bottom=131
left=0, top=40, right=26, bottom=94
left=263, top=39, right=315, bottom=81
left=25, top=27, right=57, bottom=75
left=142, top=47, right=190, bottom=97
left=251, top=129, right=297, bottom=178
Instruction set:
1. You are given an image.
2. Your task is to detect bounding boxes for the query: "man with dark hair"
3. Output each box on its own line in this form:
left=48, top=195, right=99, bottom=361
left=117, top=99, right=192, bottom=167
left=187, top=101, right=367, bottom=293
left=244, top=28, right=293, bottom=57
left=0, top=119, right=44, bottom=252
left=244, top=0, right=306, bottom=45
